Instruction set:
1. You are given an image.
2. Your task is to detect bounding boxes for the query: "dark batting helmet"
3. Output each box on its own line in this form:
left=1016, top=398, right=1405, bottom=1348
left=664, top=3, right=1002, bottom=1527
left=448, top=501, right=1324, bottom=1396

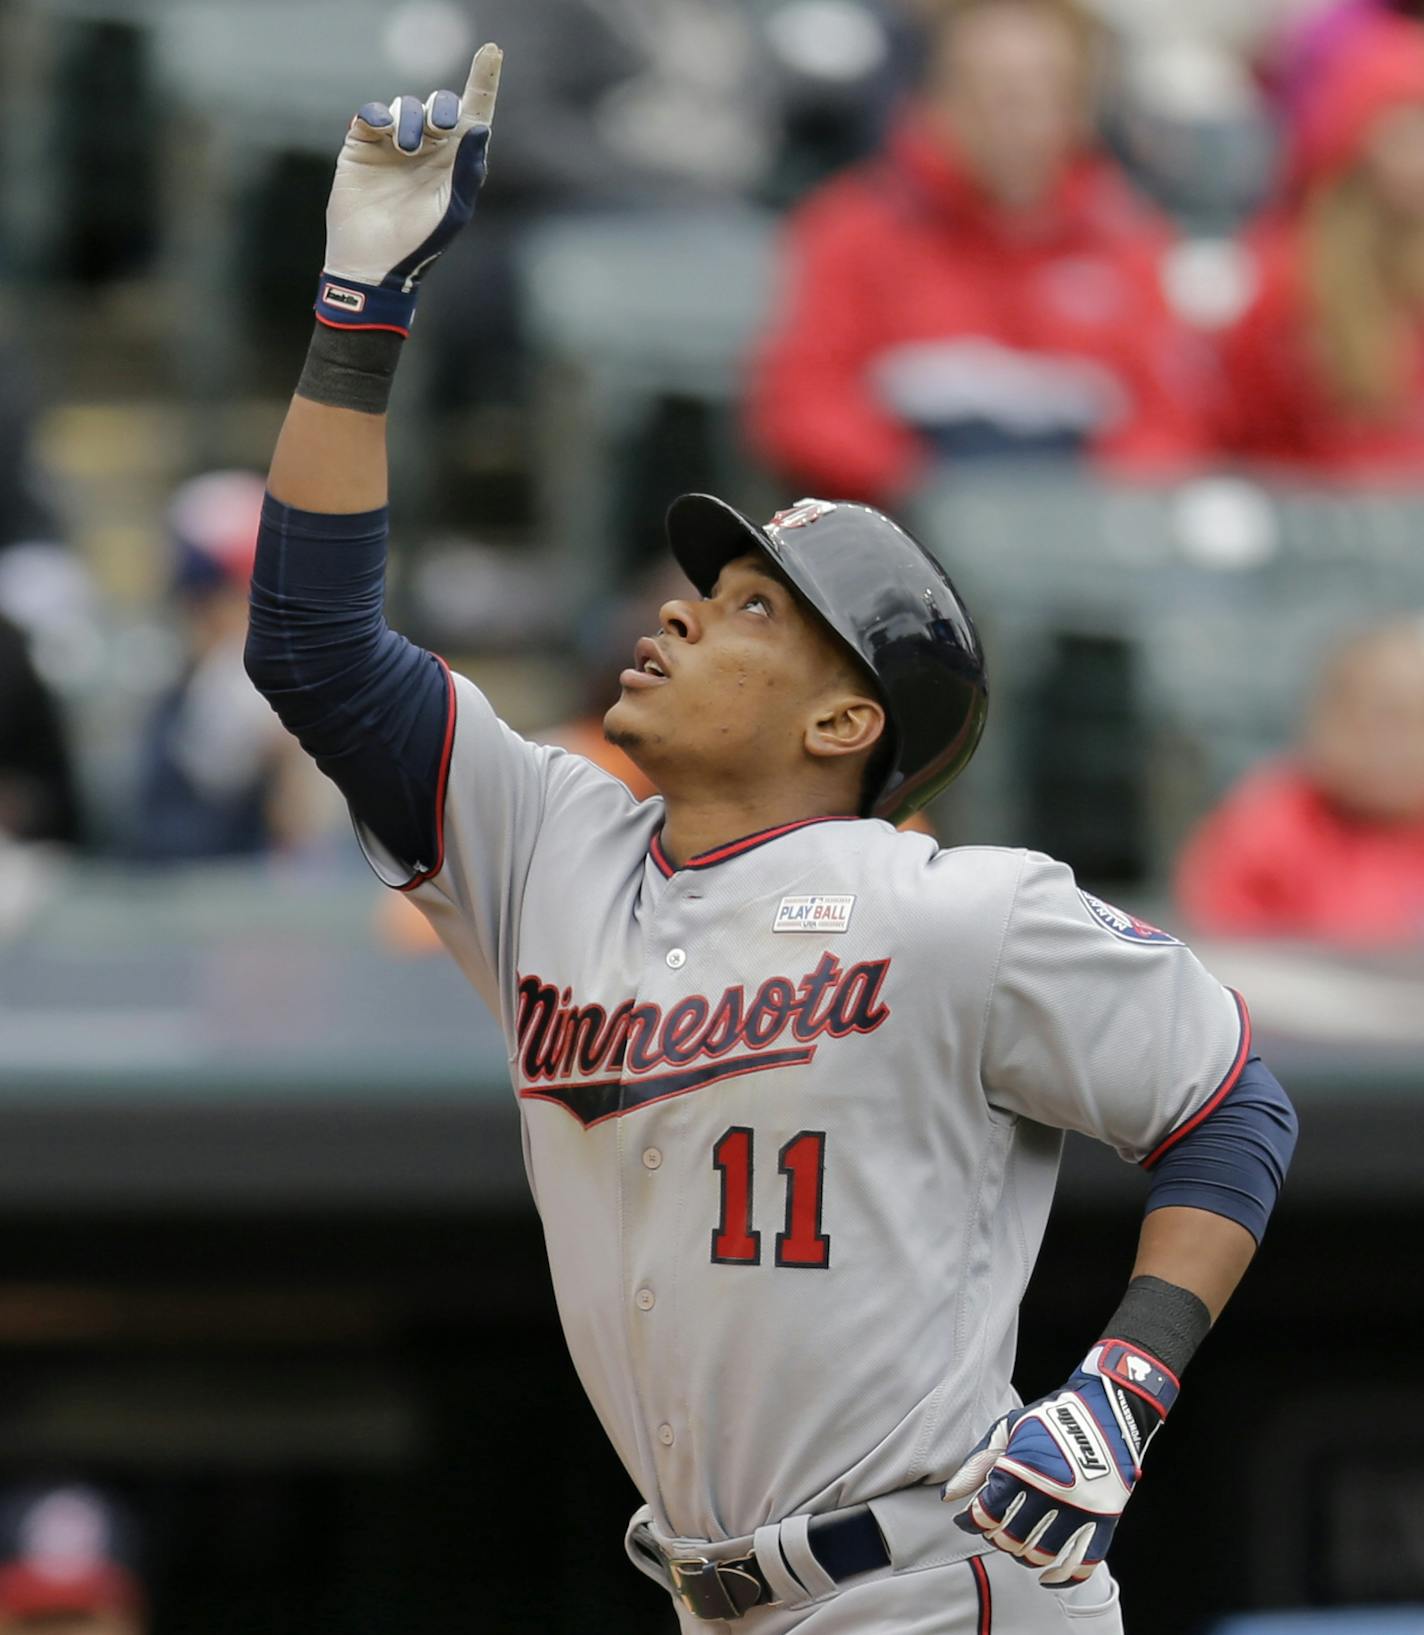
left=664, top=494, right=988, bottom=824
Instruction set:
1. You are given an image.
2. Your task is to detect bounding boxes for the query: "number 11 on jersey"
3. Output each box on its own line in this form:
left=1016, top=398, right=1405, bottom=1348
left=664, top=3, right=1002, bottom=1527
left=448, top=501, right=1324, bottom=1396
left=711, top=1126, right=831, bottom=1269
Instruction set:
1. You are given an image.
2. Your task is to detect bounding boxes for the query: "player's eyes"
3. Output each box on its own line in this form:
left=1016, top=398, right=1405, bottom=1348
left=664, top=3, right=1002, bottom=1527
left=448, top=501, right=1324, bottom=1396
left=703, top=583, right=772, bottom=614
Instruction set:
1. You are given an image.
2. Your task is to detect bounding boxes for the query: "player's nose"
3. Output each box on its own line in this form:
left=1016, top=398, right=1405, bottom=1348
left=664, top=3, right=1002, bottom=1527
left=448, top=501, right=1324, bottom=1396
left=659, top=597, right=702, bottom=643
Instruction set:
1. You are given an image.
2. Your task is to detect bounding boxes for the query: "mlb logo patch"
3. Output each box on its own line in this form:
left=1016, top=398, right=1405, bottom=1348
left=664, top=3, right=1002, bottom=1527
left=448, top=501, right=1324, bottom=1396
left=1079, top=891, right=1180, bottom=946
left=1096, top=1340, right=1176, bottom=1413
left=773, top=894, right=855, bottom=934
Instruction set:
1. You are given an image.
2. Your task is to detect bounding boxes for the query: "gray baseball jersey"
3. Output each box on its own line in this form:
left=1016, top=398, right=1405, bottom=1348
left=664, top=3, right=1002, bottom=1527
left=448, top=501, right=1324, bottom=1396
left=359, top=670, right=1247, bottom=1550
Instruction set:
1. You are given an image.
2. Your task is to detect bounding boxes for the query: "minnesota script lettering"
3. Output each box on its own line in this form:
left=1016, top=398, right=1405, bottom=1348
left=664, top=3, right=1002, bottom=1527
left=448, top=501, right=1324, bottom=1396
left=515, top=952, right=891, bottom=1127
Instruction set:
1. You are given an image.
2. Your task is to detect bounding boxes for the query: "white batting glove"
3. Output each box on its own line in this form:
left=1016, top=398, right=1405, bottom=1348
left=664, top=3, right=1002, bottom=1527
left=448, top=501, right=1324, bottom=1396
left=315, top=42, right=502, bottom=337
left=941, top=1339, right=1179, bottom=1587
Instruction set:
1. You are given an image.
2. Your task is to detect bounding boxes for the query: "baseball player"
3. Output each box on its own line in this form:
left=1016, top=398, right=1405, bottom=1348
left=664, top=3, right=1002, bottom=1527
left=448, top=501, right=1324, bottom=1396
left=245, top=45, right=1298, bottom=1632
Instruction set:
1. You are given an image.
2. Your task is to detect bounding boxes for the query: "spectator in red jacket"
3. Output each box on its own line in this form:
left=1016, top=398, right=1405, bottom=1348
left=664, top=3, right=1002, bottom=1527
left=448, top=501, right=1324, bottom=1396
left=1217, top=16, right=1424, bottom=476
left=0, top=1483, right=147, bottom=1635
left=1175, top=618, right=1424, bottom=945
left=745, top=0, right=1205, bottom=504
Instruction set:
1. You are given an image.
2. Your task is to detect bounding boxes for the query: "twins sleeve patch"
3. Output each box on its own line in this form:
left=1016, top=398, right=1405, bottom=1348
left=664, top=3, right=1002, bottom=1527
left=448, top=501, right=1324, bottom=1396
left=1078, top=891, right=1180, bottom=945
left=774, top=894, right=855, bottom=933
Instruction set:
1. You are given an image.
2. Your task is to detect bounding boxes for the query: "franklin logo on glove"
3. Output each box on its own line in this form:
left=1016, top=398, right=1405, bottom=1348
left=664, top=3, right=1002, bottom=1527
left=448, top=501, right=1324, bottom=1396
left=1053, top=1406, right=1110, bottom=1477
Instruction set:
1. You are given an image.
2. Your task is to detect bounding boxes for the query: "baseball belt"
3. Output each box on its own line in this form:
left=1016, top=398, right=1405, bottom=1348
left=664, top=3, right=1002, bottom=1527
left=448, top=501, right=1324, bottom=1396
left=630, top=1505, right=890, bottom=1622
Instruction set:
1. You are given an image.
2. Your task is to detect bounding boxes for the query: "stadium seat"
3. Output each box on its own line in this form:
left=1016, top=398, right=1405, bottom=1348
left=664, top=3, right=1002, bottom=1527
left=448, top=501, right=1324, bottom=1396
left=518, top=208, right=778, bottom=622
left=907, top=474, right=1424, bottom=873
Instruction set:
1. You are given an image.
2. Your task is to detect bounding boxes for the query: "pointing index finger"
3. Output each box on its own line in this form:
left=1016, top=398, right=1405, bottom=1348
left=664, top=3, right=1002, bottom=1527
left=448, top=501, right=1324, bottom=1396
left=461, top=42, right=502, bottom=127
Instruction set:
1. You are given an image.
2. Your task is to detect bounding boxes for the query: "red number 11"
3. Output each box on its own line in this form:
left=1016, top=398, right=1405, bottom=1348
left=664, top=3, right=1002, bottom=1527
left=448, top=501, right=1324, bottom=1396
left=711, top=1127, right=830, bottom=1269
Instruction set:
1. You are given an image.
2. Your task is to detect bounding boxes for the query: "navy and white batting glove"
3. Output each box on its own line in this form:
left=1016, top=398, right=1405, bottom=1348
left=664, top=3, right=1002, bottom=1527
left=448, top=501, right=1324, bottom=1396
left=315, top=42, right=502, bottom=337
left=940, top=1339, right=1178, bottom=1586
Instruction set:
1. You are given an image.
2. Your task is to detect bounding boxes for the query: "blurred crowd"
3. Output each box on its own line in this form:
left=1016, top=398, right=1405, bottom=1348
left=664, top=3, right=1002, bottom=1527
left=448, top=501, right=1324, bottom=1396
left=2, top=0, right=1424, bottom=949
left=0, top=1484, right=145, bottom=1635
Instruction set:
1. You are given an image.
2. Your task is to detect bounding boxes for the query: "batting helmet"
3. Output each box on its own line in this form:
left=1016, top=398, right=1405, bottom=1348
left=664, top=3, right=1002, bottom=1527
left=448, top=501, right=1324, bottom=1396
left=664, top=494, right=988, bottom=824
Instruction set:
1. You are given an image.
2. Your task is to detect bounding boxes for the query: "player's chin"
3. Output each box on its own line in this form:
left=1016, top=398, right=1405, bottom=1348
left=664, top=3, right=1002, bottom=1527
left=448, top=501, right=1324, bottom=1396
left=605, top=686, right=669, bottom=732
left=604, top=694, right=659, bottom=747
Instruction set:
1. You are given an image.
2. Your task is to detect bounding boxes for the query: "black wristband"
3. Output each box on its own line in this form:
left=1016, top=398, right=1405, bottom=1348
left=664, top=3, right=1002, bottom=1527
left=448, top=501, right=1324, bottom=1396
left=296, top=322, right=404, bottom=415
left=1100, top=1275, right=1212, bottom=1381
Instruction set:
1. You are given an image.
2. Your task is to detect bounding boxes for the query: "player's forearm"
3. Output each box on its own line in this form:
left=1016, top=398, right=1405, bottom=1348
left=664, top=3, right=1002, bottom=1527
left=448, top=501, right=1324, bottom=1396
left=268, top=321, right=401, bottom=512
left=1093, top=1196, right=1262, bottom=1388
left=268, top=381, right=388, bottom=514
left=1083, top=1206, right=1255, bottom=1411
left=1128, top=1204, right=1255, bottom=1324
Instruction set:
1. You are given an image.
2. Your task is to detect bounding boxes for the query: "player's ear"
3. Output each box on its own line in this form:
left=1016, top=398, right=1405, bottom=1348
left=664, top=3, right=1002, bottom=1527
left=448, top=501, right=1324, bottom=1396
left=804, top=693, right=885, bottom=764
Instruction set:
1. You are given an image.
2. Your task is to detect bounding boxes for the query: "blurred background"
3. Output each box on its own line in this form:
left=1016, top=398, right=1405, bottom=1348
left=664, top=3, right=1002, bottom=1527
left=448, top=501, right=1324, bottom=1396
left=1, top=0, right=1423, bottom=1629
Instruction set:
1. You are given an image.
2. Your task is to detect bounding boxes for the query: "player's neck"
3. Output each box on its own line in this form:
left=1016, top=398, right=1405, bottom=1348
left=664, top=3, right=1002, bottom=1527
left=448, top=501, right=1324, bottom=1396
left=657, top=788, right=859, bottom=870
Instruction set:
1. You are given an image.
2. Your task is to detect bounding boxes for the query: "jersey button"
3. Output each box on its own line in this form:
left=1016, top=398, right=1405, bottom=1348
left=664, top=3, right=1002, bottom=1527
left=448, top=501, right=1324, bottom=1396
left=635, top=1287, right=656, bottom=1311
left=658, top=1423, right=675, bottom=1446
left=666, top=948, right=687, bottom=969
left=641, top=1148, right=662, bottom=1170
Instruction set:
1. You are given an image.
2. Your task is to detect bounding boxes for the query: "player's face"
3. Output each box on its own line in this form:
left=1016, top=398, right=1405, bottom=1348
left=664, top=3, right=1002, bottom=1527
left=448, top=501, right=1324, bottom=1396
left=603, top=555, right=877, bottom=806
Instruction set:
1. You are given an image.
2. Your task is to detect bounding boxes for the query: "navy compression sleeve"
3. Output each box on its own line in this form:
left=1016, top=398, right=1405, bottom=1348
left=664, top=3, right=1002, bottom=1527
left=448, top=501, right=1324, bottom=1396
left=244, top=495, right=451, bottom=874
left=1142, top=1055, right=1298, bottom=1244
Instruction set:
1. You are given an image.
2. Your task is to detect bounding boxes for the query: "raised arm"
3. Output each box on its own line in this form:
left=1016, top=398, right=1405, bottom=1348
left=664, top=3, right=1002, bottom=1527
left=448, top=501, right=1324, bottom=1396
left=268, top=44, right=502, bottom=510
left=245, top=47, right=502, bottom=878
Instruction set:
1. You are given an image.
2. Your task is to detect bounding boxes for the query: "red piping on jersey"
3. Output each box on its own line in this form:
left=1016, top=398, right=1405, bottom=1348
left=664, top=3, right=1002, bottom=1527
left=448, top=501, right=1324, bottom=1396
left=650, top=815, right=859, bottom=878
left=397, top=655, right=457, bottom=893
left=1139, top=988, right=1252, bottom=1170
left=970, top=1553, right=992, bottom=1634
left=315, top=312, right=412, bottom=339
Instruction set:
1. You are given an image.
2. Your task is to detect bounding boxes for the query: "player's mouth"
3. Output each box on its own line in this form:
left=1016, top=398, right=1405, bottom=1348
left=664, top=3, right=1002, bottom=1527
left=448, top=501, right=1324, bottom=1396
left=620, top=636, right=672, bottom=691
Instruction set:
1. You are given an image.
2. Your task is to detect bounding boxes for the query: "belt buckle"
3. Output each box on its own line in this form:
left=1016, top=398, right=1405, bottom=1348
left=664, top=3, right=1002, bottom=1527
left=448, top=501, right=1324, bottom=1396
left=668, top=1556, right=742, bottom=1622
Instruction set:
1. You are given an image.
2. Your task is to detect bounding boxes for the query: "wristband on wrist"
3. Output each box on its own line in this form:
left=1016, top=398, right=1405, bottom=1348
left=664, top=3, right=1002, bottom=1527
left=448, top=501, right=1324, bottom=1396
left=1101, top=1274, right=1211, bottom=1379
left=296, top=321, right=404, bottom=416
left=314, top=273, right=419, bottom=337
left=1079, top=1275, right=1210, bottom=1458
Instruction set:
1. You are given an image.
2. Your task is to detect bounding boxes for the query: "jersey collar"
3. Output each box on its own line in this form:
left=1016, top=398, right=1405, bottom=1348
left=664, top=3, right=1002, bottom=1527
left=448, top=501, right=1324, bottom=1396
left=650, top=815, right=859, bottom=878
